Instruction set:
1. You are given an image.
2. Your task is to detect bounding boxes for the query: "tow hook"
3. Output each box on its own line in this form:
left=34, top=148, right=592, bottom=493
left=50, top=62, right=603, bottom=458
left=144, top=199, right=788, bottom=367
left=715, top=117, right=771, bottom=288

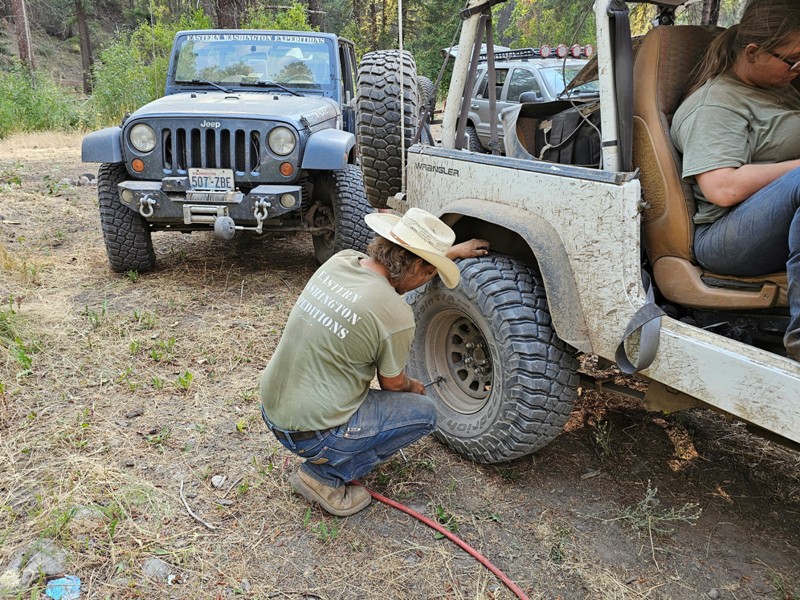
left=138, top=194, right=156, bottom=218
left=212, top=199, right=271, bottom=240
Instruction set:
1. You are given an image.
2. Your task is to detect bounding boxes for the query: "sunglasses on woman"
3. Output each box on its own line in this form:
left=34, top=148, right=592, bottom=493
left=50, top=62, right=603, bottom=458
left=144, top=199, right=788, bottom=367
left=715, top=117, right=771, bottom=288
left=766, top=50, right=800, bottom=72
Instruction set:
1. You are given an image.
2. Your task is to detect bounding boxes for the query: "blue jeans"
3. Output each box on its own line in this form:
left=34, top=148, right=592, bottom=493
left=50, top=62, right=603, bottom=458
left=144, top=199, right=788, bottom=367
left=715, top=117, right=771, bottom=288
left=693, top=167, right=800, bottom=356
left=261, top=389, right=436, bottom=487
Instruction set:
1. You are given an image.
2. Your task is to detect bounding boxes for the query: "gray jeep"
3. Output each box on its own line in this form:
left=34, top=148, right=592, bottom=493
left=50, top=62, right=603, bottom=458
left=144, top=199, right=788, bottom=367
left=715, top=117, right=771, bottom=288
left=465, top=46, right=597, bottom=153
left=82, top=30, right=372, bottom=272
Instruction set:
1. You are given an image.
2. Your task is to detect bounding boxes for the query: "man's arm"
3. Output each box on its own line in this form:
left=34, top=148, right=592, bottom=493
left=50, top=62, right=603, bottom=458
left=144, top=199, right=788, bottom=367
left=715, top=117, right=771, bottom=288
left=378, top=371, right=425, bottom=395
left=447, top=238, right=490, bottom=260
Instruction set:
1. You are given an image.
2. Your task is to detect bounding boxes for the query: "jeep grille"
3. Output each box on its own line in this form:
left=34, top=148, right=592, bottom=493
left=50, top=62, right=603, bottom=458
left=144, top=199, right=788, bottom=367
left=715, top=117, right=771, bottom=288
left=162, top=126, right=262, bottom=176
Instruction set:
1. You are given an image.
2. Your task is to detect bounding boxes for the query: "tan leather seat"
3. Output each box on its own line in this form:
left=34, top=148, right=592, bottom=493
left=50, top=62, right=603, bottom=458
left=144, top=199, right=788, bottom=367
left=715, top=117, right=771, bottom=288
left=633, top=25, right=789, bottom=309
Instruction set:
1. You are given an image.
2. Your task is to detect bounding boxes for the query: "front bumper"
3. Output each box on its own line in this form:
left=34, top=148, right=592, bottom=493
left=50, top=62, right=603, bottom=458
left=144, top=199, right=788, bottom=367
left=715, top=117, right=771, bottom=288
left=117, top=177, right=302, bottom=229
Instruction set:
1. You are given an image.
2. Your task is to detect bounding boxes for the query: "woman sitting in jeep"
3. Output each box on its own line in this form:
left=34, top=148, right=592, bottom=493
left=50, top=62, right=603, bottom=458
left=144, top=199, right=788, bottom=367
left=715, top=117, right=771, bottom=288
left=671, top=0, right=800, bottom=361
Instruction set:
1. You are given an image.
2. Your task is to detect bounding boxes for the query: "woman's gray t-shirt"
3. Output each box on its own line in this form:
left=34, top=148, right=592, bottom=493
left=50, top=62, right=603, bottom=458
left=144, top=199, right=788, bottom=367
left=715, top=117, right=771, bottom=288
left=671, top=74, right=800, bottom=224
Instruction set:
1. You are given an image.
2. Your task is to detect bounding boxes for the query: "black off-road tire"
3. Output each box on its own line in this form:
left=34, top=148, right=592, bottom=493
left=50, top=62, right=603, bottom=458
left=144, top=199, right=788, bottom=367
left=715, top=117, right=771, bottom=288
left=407, top=254, right=579, bottom=463
left=98, top=162, right=155, bottom=273
left=417, top=75, right=437, bottom=123
left=311, top=164, right=373, bottom=264
left=465, top=125, right=487, bottom=153
left=356, top=50, right=420, bottom=208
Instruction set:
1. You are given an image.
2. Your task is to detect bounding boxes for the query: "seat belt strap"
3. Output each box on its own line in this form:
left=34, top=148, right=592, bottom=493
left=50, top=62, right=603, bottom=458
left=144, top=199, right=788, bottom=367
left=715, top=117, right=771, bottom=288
left=608, top=0, right=634, bottom=172
left=615, top=270, right=665, bottom=374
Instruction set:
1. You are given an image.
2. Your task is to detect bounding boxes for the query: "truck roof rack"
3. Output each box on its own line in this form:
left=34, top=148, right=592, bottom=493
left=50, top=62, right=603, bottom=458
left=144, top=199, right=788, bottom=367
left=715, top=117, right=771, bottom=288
left=480, top=44, right=594, bottom=62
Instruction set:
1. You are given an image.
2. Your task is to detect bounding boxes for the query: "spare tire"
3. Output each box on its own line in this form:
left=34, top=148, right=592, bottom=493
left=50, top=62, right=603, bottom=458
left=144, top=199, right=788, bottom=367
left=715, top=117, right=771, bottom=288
left=357, top=50, right=419, bottom=209
left=417, top=75, right=437, bottom=123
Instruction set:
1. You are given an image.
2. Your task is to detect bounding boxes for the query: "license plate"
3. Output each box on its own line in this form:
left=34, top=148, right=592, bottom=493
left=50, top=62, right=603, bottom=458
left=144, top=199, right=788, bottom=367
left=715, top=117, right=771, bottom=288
left=188, top=168, right=234, bottom=191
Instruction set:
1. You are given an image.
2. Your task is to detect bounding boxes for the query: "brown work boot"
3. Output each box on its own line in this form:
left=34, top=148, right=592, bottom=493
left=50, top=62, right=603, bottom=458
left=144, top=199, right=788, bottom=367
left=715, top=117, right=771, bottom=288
left=289, top=468, right=371, bottom=517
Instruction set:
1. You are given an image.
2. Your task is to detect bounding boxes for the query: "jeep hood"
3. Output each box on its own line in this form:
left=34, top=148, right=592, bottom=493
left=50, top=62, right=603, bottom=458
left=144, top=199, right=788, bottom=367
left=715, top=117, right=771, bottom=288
left=129, top=92, right=340, bottom=128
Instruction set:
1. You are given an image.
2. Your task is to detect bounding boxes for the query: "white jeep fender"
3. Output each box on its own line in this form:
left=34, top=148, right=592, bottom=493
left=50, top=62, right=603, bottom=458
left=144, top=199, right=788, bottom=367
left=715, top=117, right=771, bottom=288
left=435, top=198, right=591, bottom=350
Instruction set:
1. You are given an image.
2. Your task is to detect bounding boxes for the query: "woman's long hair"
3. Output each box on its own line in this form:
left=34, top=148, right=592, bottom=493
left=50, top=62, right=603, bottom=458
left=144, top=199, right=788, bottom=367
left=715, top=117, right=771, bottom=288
left=687, top=0, right=800, bottom=95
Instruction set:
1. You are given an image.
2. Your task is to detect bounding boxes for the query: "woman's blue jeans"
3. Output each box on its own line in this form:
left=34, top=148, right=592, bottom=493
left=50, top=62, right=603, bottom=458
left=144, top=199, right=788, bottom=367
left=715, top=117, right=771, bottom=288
left=261, top=389, right=437, bottom=488
left=693, top=167, right=800, bottom=357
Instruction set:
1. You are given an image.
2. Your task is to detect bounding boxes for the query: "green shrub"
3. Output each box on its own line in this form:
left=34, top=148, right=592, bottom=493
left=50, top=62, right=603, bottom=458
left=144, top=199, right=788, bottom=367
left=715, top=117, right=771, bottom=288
left=243, top=1, right=315, bottom=30
left=0, top=63, right=84, bottom=139
left=88, top=9, right=213, bottom=126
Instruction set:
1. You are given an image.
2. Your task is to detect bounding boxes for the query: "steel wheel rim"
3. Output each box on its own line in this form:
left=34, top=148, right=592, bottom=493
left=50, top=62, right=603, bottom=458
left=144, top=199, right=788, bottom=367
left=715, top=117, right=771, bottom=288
left=424, top=309, right=493, bottom=414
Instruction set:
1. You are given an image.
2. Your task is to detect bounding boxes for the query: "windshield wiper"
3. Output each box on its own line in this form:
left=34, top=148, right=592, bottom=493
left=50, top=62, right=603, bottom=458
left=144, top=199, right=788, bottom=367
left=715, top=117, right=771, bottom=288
left=238, top=80, right=302, bottom=96
left=175, top=79, right=231, bottom=93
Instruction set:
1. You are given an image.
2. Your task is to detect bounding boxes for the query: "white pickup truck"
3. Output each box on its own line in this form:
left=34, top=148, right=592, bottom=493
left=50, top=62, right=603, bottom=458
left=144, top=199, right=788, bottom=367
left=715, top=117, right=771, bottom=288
left=356, top=0, right=799, bottom=463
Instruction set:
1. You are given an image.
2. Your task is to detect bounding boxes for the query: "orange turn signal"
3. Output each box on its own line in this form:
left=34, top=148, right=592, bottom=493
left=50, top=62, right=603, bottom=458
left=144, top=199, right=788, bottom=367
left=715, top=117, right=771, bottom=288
left=131, top=158, right=145, bottom=173
left=280, top=162, right=295, bottom=177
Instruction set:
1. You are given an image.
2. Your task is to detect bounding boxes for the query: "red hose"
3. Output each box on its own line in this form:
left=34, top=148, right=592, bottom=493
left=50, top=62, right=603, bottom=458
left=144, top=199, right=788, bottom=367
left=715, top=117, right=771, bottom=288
left=357, top=483, right=530, bottom=600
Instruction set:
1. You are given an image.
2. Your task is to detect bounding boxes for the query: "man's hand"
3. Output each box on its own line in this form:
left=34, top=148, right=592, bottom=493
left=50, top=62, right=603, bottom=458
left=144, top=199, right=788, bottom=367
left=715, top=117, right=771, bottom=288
left=447, top=238, right=490, bottom=260
left=407, top=377, right=426, bottom=395
left=378, top=371, right=426, bottom=395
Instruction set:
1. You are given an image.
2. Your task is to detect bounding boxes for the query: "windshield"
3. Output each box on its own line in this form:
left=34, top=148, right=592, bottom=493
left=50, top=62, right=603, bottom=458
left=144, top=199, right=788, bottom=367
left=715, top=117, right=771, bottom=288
left=539, top=64, right=600, bottom=97
left=173, top=32, right=335, bottom=89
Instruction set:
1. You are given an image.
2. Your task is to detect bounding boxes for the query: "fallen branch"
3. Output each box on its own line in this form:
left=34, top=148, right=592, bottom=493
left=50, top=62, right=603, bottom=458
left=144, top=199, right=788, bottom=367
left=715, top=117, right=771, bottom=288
left=179, top=478, right=217, bottom=530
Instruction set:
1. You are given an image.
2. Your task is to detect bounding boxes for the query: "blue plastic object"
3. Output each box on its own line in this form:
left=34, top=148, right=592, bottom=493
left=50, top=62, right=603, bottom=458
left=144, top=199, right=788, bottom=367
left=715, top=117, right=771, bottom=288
left=45, top=575, right=81, bottom=600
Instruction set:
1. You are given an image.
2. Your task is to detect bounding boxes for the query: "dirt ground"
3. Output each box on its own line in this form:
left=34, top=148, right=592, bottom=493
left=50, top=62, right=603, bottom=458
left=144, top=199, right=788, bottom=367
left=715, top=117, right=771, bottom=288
left=0, top=133, right=798, bottom=600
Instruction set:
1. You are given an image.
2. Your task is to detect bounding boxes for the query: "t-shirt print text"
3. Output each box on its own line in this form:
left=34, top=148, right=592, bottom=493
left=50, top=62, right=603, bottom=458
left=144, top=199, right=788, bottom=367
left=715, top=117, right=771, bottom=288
left=296, top=269, right=362, bottom=339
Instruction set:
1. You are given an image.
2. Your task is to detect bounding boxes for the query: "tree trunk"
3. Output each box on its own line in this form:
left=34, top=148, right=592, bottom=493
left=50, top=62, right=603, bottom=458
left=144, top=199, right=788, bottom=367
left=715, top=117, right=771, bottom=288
left=307, top=0, right=323, bottom=30
left=75, top=0, right=93, bottom=94
left=701, top=0, right=720, bottom=25
left=214, top=0, right=241, bottom=28
left=369, top=0, right=377, bottom=48
left=10, top=0, right=35, bottom=73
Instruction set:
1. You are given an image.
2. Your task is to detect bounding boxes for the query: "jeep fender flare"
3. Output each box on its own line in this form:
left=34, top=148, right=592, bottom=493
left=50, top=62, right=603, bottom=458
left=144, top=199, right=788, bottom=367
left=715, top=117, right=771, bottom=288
left=82, top=127, right=123, bottom=164
left=436, top=199, right=592, bottom=350
left=302, top=129, right=356, bottom=170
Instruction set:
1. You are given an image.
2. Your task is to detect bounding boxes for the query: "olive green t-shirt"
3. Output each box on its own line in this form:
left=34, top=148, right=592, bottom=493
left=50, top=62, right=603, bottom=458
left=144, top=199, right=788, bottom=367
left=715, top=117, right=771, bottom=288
left=671, top=74, right=800, bottom=224
left=259, top=250, right=415, bottom=431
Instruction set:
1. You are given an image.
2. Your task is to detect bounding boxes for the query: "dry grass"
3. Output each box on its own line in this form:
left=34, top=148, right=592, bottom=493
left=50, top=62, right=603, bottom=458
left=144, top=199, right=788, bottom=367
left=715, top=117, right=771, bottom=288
left=1, top=133, right=799, bottom=599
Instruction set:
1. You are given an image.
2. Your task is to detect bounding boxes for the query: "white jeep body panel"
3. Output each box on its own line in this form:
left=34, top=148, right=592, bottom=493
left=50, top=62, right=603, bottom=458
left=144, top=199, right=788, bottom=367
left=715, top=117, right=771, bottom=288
left=406, top=0, right=800, bottom=447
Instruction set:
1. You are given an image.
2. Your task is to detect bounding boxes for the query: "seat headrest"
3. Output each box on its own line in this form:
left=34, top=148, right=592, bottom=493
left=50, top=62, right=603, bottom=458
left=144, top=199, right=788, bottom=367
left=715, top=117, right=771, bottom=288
left=638, top=26, right=724, bottom=120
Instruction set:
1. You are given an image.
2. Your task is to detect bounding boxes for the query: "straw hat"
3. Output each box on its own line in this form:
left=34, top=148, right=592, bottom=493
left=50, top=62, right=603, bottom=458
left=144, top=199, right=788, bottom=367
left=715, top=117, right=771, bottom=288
left=286, top=47, right=312, bottom=60
left=364, top=208, right=461, bottom=288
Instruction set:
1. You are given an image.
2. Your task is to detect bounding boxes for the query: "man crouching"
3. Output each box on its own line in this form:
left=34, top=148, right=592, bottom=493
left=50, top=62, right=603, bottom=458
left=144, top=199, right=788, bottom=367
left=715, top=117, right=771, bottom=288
left=259, top=208, right=489, bottom=516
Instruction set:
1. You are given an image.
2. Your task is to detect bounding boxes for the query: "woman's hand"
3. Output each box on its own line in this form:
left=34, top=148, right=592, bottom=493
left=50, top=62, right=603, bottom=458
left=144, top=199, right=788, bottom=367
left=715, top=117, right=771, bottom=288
left=447, top=239, right=490, bottom=260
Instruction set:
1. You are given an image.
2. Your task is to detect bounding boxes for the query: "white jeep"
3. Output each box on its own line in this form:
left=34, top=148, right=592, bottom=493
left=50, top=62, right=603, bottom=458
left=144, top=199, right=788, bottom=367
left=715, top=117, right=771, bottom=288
left=357, top=0, right=800, bottom=463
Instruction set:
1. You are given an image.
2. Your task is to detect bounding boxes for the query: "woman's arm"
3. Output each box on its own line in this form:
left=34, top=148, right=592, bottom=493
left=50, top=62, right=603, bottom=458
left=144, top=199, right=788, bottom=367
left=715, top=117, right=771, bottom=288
left=696, top=160, right=800, bottom=207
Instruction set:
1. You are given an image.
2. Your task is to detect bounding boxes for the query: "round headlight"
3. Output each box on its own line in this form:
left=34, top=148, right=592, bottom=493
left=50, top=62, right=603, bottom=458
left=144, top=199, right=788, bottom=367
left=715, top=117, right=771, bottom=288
left=268, top=127, right=296, bottom=156
left=129, top=124, right=156, bottom=153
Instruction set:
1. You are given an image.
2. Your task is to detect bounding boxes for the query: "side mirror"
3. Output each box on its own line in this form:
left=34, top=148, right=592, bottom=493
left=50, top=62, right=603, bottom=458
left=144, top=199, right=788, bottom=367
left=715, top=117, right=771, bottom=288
left=519, top=91, right=542, bottom=103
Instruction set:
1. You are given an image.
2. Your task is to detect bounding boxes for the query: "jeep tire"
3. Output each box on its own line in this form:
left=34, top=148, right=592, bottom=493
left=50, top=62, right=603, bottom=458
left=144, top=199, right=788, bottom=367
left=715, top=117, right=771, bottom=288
left=465, top=125, right=487, bottom=153
left=356, top=50, right=420, bottom=208
left=417, top=75, right=437, bottom=123
left=98, top=162, right=156, bottom=273
left=310, top=164, right=373, bottom=264
left=407, top=254, right=579, bottom=463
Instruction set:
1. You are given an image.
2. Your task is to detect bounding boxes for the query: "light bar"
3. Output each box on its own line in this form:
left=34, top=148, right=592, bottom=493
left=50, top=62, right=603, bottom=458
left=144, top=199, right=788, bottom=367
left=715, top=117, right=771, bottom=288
left=479, top=44, right=594, bottom=62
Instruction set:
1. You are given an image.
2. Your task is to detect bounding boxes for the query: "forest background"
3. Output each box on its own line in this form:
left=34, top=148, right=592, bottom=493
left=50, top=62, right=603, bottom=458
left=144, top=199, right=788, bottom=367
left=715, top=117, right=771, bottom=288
left=0, top=0, right=749, bottom=140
